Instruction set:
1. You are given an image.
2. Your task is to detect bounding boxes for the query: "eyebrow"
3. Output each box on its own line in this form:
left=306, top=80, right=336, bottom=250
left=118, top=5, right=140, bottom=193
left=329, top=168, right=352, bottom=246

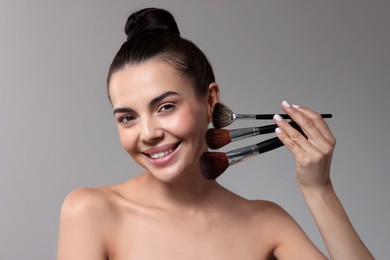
left=113, top=107, right=135, bottom=115
left=149, top=91, right=179, bottom=108
left=113, top=91, right=180, bottom=115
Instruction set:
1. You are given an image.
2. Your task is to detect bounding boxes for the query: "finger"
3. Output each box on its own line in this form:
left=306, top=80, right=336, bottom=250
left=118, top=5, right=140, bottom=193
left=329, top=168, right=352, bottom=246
left=274, top=126, right=321, bottom=163
left=273, top=113, right=319, bottom=155
left=293, top=106, right=336, bottom=145
left=274, top=126, right=302, bottom=156
left=280, top=101, right=333, bottom=148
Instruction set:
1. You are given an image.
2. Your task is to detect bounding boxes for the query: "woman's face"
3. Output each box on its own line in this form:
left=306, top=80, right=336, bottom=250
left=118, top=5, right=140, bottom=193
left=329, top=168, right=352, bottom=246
left=109, top=60, right=217, bottom=182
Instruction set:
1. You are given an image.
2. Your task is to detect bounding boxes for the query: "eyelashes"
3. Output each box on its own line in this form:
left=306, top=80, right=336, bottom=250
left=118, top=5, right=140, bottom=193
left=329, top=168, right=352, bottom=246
left=119, top=114, right=136, bottom=124
left=158, top=103, right=176, bottom=113
left=117, top=103, right=177, bottom=127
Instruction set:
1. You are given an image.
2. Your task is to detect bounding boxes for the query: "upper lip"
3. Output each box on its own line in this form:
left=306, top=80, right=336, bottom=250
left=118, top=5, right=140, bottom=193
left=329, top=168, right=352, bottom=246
left=142, top=142, right=181, bottom=155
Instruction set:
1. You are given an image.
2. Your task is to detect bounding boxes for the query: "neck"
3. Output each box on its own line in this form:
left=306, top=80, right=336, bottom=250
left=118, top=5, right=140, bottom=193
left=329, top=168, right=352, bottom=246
left=138, top=168, right=221, bottom=211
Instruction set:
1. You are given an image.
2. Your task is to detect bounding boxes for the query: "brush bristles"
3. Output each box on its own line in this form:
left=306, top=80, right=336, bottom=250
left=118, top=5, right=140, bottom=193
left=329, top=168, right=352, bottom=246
left=212, top=103, right=234, bottom=129
left=206, top=128, right=231, bottom=149
left=199, top=152, right=230, bottom=180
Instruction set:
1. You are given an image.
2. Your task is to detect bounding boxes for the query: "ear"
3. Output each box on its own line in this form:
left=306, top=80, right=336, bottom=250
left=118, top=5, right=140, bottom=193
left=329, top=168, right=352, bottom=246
left=207, top=83, right=220, bottom=122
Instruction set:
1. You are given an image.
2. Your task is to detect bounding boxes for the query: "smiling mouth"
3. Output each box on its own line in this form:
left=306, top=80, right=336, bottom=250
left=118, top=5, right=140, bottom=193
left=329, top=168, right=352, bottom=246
left=144, top=142, right=181, bottom=159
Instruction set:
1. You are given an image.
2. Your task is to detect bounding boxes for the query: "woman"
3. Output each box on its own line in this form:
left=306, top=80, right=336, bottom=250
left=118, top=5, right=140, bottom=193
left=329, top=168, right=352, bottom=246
left=57, top=7, right=373, bottom=259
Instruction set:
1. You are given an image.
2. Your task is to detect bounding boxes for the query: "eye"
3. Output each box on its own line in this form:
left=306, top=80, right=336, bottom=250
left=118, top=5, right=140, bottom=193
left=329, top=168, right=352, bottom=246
left=119, top=115, right=136, bottom=125
left=158, top=103, right=176, bottom=113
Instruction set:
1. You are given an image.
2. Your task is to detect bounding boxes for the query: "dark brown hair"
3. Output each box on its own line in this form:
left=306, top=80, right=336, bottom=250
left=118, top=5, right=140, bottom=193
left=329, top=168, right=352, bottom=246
left=107, top=8, right=215, bottom=99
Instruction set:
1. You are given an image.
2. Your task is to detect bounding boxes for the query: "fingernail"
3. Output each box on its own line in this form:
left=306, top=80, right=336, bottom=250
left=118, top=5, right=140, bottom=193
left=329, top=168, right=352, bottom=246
left=292, top=104, right=300, bottom=108
left=274, top=114, right=283, bottom=122
left=275, top=127, right=283, bottom=135
left=282, top=100, right=291, bottom=108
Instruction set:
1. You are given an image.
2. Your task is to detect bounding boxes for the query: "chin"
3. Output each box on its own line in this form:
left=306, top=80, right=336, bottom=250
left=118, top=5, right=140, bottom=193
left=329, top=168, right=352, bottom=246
left=145, top=160, right=202, bottom=184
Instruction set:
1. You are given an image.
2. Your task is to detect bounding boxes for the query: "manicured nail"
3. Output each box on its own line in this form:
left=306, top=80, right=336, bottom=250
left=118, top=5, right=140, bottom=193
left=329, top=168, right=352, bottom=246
left=282, top=100, right=291, bottom=108
left=292, top=104, right=300, bottom=108
left=275, top=127, right=283, bottom=135
left=274, top=114, right=283, bottom=122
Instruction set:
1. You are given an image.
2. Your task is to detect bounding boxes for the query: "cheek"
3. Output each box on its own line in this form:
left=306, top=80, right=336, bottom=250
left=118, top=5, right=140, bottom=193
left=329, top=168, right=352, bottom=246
left=165, top=107, right=208, bottom=138
left=117, top=128, right=137, bottom=154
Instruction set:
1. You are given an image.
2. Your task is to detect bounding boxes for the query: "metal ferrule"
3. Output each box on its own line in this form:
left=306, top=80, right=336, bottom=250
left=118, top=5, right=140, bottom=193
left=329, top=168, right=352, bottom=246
left=230, top=127, right=260, bottom=141
left=226, top=145, right=260, bottom=166
left=232, top=113, right=257, bottom=120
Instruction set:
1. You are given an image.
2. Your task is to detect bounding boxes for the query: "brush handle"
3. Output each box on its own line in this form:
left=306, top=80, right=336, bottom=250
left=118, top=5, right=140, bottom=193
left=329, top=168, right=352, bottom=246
left=230, top=122, right=299, bottom=141
left=234, top=113, right=332, bottom=120
left=225, top=138, right=284, bottom=166
left=255, top=137, right=284, bottom=154
left=225, top=126, right=305, bottom=166
left=225, top=145, right=260, bottom=166
left=255, top=126, right=305, bottom=153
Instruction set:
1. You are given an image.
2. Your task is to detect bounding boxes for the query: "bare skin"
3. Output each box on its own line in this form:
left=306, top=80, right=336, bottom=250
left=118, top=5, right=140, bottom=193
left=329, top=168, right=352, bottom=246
left=57, top=60, right=373, bottom=259
left=273, top=103, right=374, bottom=259
left=58, top=175, right=325, bottom=260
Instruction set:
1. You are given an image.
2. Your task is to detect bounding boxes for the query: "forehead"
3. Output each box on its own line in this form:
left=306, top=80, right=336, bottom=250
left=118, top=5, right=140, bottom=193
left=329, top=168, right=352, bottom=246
left=109, top=60, right=194, bottom=106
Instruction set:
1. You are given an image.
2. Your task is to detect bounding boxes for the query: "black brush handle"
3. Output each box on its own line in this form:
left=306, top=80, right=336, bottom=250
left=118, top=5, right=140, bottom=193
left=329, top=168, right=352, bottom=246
left=255, top=114, right=332, bottom=120
left=255, top=137, right=284, bottom=154
left=225, top=124, right=304, bottom=167
left=256, top=121, right=299, bottom=134
left=230, top=122, right=300, bottom=142
left=255, top=126, right=305, bottom=154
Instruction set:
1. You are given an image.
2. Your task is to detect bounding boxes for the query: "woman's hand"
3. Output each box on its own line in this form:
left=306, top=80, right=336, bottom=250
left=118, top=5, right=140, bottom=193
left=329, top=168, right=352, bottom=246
left=272, top=101, right=374, bottom=259
left=273, top=100, right=336, bottom=192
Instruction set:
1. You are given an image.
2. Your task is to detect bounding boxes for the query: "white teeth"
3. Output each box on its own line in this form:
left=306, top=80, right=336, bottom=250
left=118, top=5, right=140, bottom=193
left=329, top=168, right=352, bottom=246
left=150, top=148, right=173, bottom=159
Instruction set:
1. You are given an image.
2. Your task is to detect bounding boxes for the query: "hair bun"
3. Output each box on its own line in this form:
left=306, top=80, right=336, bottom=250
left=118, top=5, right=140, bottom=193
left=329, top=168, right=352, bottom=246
left=125, top=8, right=180, bottom=41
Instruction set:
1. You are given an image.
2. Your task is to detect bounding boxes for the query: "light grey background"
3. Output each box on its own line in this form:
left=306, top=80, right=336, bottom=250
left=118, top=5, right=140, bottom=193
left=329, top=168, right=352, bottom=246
left=1, top=0, right=389, bottom=259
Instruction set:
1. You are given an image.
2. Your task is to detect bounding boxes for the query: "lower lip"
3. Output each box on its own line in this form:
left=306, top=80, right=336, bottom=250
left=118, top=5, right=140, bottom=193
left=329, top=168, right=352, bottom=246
left=146, top=143, right=181, bottom=167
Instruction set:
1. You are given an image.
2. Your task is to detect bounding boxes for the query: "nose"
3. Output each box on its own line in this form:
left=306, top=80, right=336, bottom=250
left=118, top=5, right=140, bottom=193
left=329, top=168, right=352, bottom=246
left=140, top=117, right=163, bottom=144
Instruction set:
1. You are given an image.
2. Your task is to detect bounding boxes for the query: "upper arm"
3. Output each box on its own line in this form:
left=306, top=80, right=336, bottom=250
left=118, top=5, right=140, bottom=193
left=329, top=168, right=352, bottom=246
left=57, top=188, right=109, bottom=260
left=264, top=202, right=327, bottom=259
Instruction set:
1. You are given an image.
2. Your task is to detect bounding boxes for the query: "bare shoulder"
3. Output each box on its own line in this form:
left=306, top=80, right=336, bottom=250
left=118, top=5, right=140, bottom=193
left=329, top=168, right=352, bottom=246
left=246, top=199, right=326, bottom=259
left=223, top=197, right=325, bottom=259
left=249, top=199, right=295, bottom=224
left=217, top=190, right=297, bottom=231
left=219, top=189, right=287, bottom=219
left=59, top=187, right=121, bottom=240
left=60, top=174, right=160, bottom=223
left=249, top=199, right=285, bottom=213
left=247, top=200, right=301, bottom=237
left=58, top=184, right=136, bottom=259
left=233, top=198, right=297, bottom=232
left=60, top=187, right=117, bottom=218
left=58, top=187, right=120, bottom=259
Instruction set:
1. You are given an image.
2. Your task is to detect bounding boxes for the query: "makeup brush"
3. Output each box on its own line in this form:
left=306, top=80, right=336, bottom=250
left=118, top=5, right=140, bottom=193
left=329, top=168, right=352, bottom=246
left=206, top=121, right=300, bottom=149
left=212, top=102, right=332, bottom=128
left=200, top=136, right=288, bottom=180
